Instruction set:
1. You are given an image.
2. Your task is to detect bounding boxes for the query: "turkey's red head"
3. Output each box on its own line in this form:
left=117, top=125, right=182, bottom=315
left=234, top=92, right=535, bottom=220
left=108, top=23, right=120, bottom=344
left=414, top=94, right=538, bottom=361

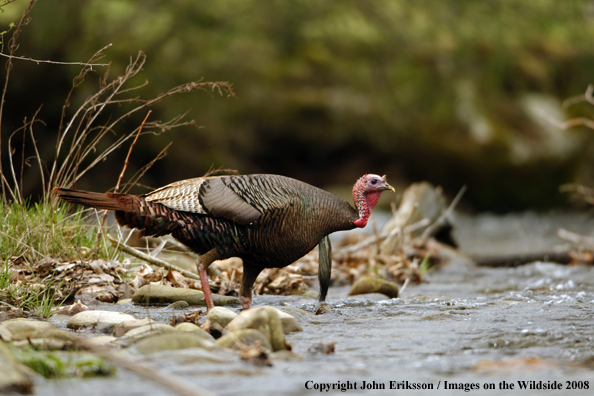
left=352, top=174, right=395, bottom=228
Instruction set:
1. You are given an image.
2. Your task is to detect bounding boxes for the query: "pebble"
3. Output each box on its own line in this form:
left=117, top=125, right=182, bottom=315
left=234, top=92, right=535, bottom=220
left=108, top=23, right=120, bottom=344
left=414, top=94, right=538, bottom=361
left=202, top=306, right=238, bottom=337
left=0, top=318, right=57, bottom=342
left=0, top=341, right=32, bottom=394
left=273, top=308, right=302, bottom=333
left=175, top=322, right=215, bottom=341
left=122, top=323, right=176, bottom=339
left=226, top=306, right=287, bottom=351
left=84, top=335, right=117, bottom=346
left=67, top=310, right=137, bottom=333
left=215, top=329, right=272, bottom=351
left=112, top=317, right=156, bottom=337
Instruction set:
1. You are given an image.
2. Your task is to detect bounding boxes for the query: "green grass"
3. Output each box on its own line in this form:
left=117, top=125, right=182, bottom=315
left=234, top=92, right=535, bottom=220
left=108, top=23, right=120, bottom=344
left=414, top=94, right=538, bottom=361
left=0, top=200, right=119, bottom=263
left=0, top=200, right=122, bottom=317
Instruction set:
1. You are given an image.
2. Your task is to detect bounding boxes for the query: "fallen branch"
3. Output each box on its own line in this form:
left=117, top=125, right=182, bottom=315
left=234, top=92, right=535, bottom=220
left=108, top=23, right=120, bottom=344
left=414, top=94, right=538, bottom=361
left=107, top=234, right=200, bottom=281
left=418, top=185, right=466, bottom=244
left=557, top=228, right=594, bottom=248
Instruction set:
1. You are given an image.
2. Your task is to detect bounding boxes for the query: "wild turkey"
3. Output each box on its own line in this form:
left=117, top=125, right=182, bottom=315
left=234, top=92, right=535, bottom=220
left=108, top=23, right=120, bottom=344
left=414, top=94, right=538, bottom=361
left=53, top=173, right=394, bottom=310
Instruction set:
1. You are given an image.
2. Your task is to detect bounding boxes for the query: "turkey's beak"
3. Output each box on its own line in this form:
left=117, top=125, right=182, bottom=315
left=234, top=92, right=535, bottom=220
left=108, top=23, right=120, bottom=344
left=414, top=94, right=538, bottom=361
left=378, top=182, right=395, bottom=193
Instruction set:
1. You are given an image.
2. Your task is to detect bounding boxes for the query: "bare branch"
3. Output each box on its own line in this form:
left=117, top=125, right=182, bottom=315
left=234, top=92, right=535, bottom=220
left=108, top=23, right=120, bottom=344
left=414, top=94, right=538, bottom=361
left=418, top=185, right=466, bottom=243
left=107, top=234, right=201, bottom=282
left=0, top=0, right=19, bottom=9
left=115, top=111, right=151, bottom=192
left=0, top=52, right=110, bottom=67
left=27, top=107, right=46, bottom=197
left=122, top=142, right=172, bottom=194
left=540, top=112, right=594, bottom=131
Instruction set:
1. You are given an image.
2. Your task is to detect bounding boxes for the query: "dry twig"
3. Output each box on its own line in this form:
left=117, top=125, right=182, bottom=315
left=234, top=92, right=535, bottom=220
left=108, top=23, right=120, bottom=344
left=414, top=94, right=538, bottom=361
left=107, top=234, right=201, bottom=282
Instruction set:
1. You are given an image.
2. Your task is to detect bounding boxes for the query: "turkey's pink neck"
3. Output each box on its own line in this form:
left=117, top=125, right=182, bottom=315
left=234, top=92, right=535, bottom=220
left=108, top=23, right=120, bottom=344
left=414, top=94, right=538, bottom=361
left=352, top=184, right=382, bottom=228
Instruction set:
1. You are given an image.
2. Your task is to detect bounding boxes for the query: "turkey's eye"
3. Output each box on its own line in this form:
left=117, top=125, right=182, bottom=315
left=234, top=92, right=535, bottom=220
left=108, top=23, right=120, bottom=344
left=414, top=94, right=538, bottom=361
left=370, top=179, right=377, bottom=185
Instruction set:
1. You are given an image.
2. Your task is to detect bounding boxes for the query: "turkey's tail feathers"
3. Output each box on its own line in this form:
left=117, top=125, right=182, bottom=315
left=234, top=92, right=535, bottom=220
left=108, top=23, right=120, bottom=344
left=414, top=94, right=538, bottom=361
left=53, top=187, right=130, bottom=211
left=53, top=187, right=179, bottom=237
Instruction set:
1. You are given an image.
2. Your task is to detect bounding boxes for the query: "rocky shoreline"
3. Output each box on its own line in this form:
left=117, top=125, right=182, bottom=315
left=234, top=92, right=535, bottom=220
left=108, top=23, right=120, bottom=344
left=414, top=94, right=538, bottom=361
left=0, top=284, right=306, bottom=394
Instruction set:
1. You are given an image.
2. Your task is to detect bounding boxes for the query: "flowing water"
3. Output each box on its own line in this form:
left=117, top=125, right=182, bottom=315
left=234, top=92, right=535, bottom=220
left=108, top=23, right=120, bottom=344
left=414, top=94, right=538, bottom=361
left=36, top=213, right=594, bottom=396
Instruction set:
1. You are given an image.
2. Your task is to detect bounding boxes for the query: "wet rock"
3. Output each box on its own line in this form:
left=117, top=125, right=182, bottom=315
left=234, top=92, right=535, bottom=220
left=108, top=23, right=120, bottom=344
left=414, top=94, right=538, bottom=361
left=214, top=329, right=273, bottom=351
left=166, top=300, right=190, bottom=309
left=84, top=335, right=117, bottom=346
left=239, top=341, right=273, bottom=366
left=0, top=341, right=33, bottom=394
left=276, top=306, right=312, bottom=319
left=67, top=310, right=136, bottom=333
left=175, top=322, right=215, bottom=341
left=207, top=306, right=238, bottom=327
left=116, top=298, right=132, bottom=305
left=348, top=276, right=399, bottom=299
left=0, top=318, right=57, bottom=342
left=315, top=305, right=332, bottom=315
left=121, top=323, right=177, bottom=344
left=273, top=308, right=302, bottom=333
left=12, top=337, right=71, bottom=350
left=307, top=340, right=335, bottom=354
left=112, top=318, right=156, bottom=337
left=134, top=332, right=215, bottom=354
left=202, top=306, right=238, bottom=337
left=226, top=306, right=287, bottom=351
left=132, top=284, right=240, bottom=306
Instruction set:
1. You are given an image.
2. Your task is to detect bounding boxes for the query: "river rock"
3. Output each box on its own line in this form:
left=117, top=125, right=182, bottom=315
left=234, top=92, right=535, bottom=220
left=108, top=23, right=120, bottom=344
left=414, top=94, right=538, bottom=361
left=348, top=276, right=399, bottom=299
left=0, top=318, right=57, bottom=342
left=0, top=341, right=33, bottom=394
left=273, top=308, right=302, bottom=333
left=85, top=335, right=117, bottom=346
left=214, top=329, right=272, bottom=351
left=133, top=332, right=215, bottom=355
left=132, top=284, right=240, bottom=306
left=112, top=318, right=156, bottom=337
left=202, top=307, right=238, bottom=337
left=3, top=321, right=81, bottom=350
left=175, top=323, right=215, bottom=341
left=226, top=306, right=286, bottom=351
left=67, top=310, right=137, bottom=333
left=120, top=323, right=177, bottom=346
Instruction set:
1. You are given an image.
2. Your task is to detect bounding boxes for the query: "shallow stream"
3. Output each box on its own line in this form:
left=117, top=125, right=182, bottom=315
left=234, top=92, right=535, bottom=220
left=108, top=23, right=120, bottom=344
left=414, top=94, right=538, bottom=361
left=36, top=212, right=594, bottom=396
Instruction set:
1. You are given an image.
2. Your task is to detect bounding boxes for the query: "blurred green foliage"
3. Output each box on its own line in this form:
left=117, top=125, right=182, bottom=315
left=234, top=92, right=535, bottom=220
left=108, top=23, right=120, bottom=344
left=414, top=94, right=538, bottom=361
left=2, top=0, right=594, bottom=211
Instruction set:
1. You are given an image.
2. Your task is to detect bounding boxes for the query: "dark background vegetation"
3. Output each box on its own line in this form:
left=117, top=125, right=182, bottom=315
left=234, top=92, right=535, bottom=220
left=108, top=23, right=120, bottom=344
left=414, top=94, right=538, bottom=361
left=2, top=0, right=594, bottom=212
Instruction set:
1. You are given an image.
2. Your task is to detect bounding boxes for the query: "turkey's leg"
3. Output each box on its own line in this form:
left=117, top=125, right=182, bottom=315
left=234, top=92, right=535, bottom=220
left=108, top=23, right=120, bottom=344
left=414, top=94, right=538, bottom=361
left=196, top=248, right=222, bottom=310
left=240, top=265, right=264, bottom=310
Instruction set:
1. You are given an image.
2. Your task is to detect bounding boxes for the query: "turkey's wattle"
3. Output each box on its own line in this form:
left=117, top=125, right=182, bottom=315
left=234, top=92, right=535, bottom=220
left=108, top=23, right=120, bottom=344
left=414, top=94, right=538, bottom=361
left=53, top=174, right=394, bottom=310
